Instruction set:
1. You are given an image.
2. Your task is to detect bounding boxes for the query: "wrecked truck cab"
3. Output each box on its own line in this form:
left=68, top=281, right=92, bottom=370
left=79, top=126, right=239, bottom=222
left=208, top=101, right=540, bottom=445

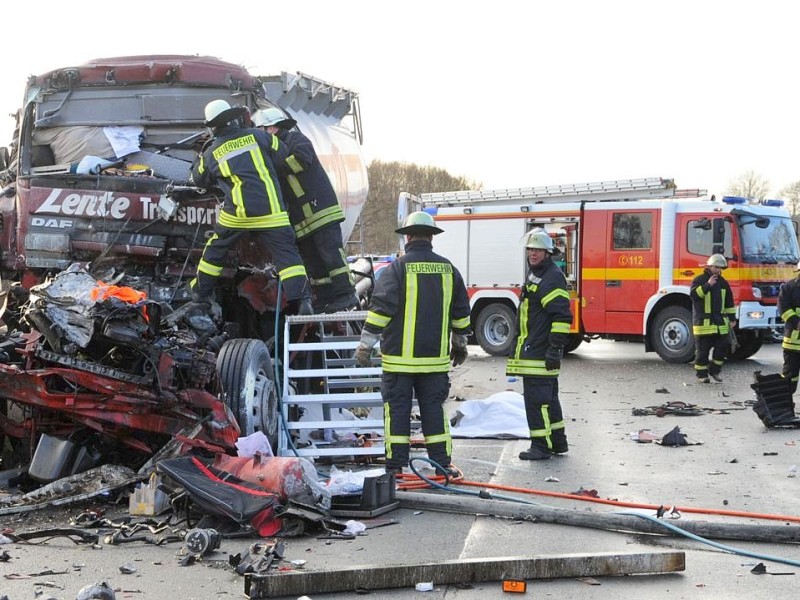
left=2, top=55, right=367, bottom=306
left=0, top=56, right=369, bottom=476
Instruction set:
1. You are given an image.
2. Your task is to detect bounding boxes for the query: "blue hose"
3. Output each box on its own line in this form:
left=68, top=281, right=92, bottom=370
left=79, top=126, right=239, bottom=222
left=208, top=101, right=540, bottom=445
left=617, top=511, right=800, bottom=568
left=272, top=281, right=300, bottom=457
left=408, top=457, right=539, bottom=506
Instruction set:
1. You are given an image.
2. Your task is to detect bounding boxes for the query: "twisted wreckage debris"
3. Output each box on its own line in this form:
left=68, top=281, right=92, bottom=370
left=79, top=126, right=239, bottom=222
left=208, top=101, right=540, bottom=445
left=0, top=265, right=240, bottom=466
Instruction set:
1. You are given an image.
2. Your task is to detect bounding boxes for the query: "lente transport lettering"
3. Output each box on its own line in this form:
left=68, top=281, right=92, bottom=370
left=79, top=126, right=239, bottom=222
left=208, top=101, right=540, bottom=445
left=34, top=189, right=216, bottom=226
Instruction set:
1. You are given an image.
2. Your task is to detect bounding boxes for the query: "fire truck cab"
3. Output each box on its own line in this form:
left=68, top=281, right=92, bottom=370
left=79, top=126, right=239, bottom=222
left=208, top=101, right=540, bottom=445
left=400, top=177, right=799, bottom=363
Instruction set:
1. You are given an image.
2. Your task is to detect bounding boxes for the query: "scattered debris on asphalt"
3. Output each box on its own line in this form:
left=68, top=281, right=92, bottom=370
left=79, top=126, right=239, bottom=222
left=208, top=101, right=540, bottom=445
left=632, top=401, right=712, bottom=417
left=750, top=562, right=795, bottom=576
left=630, top=427, right=702, bottom=446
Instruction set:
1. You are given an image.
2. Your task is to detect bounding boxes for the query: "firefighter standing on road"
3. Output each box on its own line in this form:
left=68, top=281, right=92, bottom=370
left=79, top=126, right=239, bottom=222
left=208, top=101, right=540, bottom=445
left=354, top=212, right=471, bottom=476
left=507, top=231, right=573, bottom=461
left=251, top=107, right=358, bottom=313
left=778, top=262, right=800, bottom=393
left=190, top=100, right=313, bottom=315
left=691, top=254, right=735, bottom=383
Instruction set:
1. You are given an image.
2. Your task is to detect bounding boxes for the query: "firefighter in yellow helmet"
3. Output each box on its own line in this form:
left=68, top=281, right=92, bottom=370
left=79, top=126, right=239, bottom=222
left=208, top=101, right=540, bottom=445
left=507, top=230, right=574, bottom=460
left=691, top=254, right=736, bottom=383
left=778, top=260, right=800, bottom=392
left=354, top=211, right=471, bottom=476
left=190, top=100, right=313, bottom=315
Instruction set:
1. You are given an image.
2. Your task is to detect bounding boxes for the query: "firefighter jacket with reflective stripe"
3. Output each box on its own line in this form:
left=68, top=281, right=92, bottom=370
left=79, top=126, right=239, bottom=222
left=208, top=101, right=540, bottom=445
left=507, top=257, right=572, bottom=378
left=690, top=269, right=735, bottom=336
left=778, top=276, right=800, bottom=351
left=363, top=239, right=471, bottom=373
left=191, top=125, right=290, bottom=229
left=276, top=129, right=344, bottom=239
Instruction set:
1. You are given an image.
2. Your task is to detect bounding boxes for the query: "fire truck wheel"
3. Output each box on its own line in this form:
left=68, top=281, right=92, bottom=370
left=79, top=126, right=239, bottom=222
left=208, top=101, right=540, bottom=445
left=475, top=303, right=516, bottom=356
left=216, top=338, right=279, bottom=449
left=651, top=305, right=695, bottom=363
left=563, top=334, right=583, bottom=354
left=729, top=330, right=764, bottom=360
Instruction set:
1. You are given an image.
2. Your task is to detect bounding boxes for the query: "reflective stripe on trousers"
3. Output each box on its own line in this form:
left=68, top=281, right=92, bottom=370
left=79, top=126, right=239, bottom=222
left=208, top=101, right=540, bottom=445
left=382, top=371, right=451, bottom=468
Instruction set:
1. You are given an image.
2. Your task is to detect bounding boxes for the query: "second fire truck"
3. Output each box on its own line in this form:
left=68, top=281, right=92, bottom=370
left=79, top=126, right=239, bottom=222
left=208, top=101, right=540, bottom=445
left=400, top=177, right=799, bottom=363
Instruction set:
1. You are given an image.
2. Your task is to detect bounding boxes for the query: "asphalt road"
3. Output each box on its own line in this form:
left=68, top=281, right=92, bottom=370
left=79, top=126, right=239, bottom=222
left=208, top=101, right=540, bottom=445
left=2, top=339, right=799, bottom=599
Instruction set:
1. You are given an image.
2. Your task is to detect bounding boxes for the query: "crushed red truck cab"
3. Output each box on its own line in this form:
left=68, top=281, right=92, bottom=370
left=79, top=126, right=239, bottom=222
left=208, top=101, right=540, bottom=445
left=0, top=55, right=368, bottom=476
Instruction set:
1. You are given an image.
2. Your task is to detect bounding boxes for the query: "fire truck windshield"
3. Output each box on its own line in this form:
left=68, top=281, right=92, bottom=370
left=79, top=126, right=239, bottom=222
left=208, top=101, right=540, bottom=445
left=738, top=215, right=799, bottom=265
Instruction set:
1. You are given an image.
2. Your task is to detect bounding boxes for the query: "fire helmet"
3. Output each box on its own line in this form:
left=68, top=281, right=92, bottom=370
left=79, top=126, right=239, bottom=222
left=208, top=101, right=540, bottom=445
left=395, top=211, right=444, bottom=235
left=706, top=254, right=728, bottom=269
left=524, top=231, right=560, bottom=255
left=76, top=581, right=116, bottom=600
left=251, top=107, right=297, bottom=130
left=204, top=99, right=246, bottom=127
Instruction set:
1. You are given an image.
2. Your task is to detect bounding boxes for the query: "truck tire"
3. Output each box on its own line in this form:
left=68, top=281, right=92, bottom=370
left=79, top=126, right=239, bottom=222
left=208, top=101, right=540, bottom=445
left=216, top=339, right=279, bottom=448
left=730, top=330, right=764, bottom=360
left=475, top=303, right=516, bottom=356
left=563, top=334, right=583, bottom=354
left=651, top=306, right=695, bottom=363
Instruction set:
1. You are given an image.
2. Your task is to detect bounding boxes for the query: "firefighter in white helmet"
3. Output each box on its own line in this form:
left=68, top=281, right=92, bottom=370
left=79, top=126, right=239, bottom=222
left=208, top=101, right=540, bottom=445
left=190, top=100, right=313, bottom=315
left=507, top=230, right=574, bottom=460
left=252, top=107, right=358, bottom=313
left=690, top=253, right=736, bottom=383
left=354, top=211, right=471, bottom=477
left=777, top=260, right=800, bottom=393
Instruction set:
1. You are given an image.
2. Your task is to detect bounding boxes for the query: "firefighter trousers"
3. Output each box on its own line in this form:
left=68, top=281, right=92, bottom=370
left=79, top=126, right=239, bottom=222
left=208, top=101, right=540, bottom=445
left=694, top=333, right=727, bottom=379
left=381, top=372, right=451, bottom=470
left=522, top=376, right=566, bottom=451
left=297, top=224, right=354, bottom=305
left=782, top=349, right=800, bottom=394
left=194, top=224, right=310, bottom=302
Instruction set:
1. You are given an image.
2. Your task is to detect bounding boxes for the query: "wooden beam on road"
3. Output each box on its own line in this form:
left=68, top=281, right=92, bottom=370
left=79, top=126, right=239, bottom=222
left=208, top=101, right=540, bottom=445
left=245, top=551, right=685, bottom=598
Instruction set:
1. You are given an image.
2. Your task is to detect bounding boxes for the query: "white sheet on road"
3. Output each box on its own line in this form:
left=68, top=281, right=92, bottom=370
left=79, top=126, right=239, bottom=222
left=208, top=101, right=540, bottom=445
left=450, top=391, right=528, bottom=439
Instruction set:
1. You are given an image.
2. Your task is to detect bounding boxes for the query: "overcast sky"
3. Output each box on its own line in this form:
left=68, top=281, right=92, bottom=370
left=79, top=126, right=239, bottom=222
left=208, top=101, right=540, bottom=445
left=3, top=1, right=798, bottom=198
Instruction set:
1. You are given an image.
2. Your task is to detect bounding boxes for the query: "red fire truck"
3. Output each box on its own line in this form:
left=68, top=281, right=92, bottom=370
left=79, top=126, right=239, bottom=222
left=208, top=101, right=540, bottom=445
left=400, top=177, right=799, bottom=362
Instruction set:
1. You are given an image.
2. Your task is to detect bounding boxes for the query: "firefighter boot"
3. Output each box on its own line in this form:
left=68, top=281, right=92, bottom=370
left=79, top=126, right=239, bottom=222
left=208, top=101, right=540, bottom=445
left=292, top=286, right=315, bottom=316
left=550, top=429, right=569, bottom=454
left=519, top=442, right=551, bottom=461
left=435, top=463, right=461, bottom=479
left=297, top=298, right=314, bottom=316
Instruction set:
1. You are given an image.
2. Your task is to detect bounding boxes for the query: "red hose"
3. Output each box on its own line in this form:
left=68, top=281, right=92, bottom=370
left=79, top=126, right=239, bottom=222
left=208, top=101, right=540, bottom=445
left=396, top=471, right=800, bottom=524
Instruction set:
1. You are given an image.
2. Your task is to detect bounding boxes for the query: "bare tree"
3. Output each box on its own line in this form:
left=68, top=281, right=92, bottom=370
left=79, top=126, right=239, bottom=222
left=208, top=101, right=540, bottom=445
left=779, top=180, right=800, bottom=220
left=357, top=160, right=480, bottom=254
left=726, top=170, right=771, bottom=200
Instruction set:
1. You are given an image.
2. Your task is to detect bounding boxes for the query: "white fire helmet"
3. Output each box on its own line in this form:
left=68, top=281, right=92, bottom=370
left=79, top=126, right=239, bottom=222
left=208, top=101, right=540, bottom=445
left=204, top=99, right=245, bottom=127
left=706, top=254, right=728, bottom=269
left=251, top=107, right=297, bottom=130
left=524, top=231, right=559, bottom=254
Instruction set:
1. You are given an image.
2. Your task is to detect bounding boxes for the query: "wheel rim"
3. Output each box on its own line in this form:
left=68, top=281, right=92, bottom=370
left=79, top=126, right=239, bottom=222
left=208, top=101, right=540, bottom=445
left=483, top=314, right=511, bottom=347
left=660, top=318, right=690, bottom=353
left=243, top=366, right=277, bottom=437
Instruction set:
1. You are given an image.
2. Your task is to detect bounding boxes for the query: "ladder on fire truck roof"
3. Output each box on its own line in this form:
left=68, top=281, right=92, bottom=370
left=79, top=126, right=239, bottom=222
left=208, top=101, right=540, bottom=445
left=278, top=311, right=387, bottom=460
left=420, top=177, right=678, bottom=206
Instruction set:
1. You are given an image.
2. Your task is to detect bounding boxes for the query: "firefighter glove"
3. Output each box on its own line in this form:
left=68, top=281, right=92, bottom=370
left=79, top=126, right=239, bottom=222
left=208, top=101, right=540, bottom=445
left=544, top=345, right=563, bottom=372
left=355, top=330, right=380, bottom=367
left=450, top=333, right=469, bottom=367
